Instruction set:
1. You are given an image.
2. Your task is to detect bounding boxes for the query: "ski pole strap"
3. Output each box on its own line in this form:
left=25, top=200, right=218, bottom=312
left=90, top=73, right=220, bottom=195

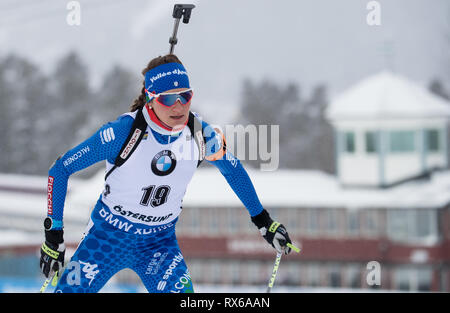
left=41, top=242, right=59, bottom=259
left=287, top=243, right=301, bottom=253
left=51, top=271, right=59, bottom=287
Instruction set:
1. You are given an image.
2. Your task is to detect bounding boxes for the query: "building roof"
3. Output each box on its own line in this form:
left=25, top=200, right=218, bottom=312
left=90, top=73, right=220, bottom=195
left=326, top=71, right=450, bottom=121
left=65, top=168, right=450, bottom=210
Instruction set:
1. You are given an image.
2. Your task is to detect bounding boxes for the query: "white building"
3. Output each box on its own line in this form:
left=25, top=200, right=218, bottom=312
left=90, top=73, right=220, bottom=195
left=326, top=71, right=450, bottom=188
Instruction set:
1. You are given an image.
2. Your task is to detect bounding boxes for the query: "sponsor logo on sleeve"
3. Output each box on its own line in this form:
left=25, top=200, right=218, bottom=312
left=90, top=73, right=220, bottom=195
left=63, top=146, right=90, bottom=167
left=226, top=151, right=238, bottom=168
left=99, top=127, right=115, bottom=144
left=47, top=176, right=54, bottom=215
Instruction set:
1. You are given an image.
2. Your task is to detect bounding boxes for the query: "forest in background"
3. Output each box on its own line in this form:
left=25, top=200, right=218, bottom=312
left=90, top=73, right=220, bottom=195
left=0, top=51, right=448, bottom=177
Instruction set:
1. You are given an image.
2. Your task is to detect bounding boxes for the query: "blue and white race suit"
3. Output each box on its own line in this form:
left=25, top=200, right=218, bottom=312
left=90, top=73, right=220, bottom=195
left=47, top=111, right=264, bottom=293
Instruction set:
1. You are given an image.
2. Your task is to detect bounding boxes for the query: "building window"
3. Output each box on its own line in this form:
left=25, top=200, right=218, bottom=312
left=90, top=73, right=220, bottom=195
left=307, top=209, right=320, bottom=236
left=196, top=260, right=208, bottom=284
left=286, top=262, right=301, bottom=286
left=389, top=130, right=415, bottom=153
left=362, top=210, right=379, bottom=237
left=417, top=268, right=432, bottom=291
left=387, top=210, right=409, bottom=241
left=416, top=210, right=431, bottom=238
left=209, top=208, right=219, bottom=235
left=347, top=210, right=360, bottom=237
left=307, top=264, right=320, bottom=287
left=210, top=261, right=222, bottom=284
left=343, top=131, right=355, bottom=153
left=327, top=264, right=342, bottom=288
left=394, top=268, right=411, bottom=291
left=247, top=261, right=261, bottom=285
left=199, top=207, right=209, bottom=235
left=426, top=129, right=440, bottom=152
left=297, top=209, right=307, bottom=236
left=230, top=261, right=241, bottom=285
left=228, top=207, right=238, bottom=234
left=190, top=207, right=200, bottom=235
left=189, top=260, right=202, bottom=284
left=365, top=131, right=378, bottom=153
left=326, top=208, right=338, bottom=236
left=346, top=264, right=361, bottom=289
left=393, top=267, right=432, bottom=291
left=286, top=208, right=299, bottom=236
left=387, top=209, right=437, bottom=244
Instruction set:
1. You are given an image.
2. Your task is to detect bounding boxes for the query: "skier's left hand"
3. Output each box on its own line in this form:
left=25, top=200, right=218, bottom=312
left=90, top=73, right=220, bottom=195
left=251, top=209, right=292, bottom=255
left=40, top=228, right=65, bottom=278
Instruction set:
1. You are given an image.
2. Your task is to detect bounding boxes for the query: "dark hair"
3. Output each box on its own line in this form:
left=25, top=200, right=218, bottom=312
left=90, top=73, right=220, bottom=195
left=130, top=54, right=183, bottom=112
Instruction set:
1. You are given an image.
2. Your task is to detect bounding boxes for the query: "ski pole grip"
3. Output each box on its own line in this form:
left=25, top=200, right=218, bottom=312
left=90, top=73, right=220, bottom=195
left=287, top=243, right=301, bottom=253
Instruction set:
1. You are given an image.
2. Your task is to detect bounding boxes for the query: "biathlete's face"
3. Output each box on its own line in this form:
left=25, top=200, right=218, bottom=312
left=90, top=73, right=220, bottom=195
left=150, top=87, right=192, bottom=128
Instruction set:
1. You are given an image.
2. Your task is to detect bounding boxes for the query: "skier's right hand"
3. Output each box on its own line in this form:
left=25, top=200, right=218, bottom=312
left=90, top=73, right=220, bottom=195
left=40, top=227, right=65, bottom=278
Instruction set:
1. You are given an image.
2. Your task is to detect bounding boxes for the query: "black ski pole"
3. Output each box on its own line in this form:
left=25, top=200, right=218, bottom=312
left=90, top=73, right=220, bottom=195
left=169, top=4, right=195, bottom=54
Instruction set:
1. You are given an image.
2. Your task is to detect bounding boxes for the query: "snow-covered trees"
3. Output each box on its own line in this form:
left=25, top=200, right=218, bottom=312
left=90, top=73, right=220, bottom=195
left=0, top=52, right=138, bottom=176
left=237, top=79, right=335, bottom=173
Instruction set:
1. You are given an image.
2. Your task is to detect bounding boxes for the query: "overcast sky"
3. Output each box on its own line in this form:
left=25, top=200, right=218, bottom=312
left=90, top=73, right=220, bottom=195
left=0, top=0, right=449, bottom=124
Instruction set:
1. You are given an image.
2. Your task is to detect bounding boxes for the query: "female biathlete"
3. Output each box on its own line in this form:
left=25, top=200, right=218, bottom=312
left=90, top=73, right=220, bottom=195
left=39, top=54, right=292, bottom=293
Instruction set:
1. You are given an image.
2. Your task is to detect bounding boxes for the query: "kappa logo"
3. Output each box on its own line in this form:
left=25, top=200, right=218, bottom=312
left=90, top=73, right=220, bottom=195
left=79, top=261, right=99, bottom=286
left=100, top=127, right=115, bottom=144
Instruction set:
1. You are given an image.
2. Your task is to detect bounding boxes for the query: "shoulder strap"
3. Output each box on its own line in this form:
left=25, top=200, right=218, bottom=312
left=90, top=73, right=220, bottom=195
left=105, top=109, right=147, bottom=180
left=187, top=111, right=206, bottom=167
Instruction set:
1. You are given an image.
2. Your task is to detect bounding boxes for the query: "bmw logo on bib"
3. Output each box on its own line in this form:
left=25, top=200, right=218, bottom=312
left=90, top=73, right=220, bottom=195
left=151, top=150, right=177, bottom=176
